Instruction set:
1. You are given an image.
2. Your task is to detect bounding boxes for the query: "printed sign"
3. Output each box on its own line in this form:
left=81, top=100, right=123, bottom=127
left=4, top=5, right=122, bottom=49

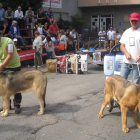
left=42, top=0, right=62, bottom=8
left=18, top=49, right=35, bottom=61
left=93, top=52, right=102, bottom=65
left=56, top=56, right=66, bottom=73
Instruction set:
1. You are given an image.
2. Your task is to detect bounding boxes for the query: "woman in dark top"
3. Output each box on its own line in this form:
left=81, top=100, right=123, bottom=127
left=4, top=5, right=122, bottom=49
left=37, top=8, right=45, bottom=25
left=43, top=22, right=49, bottom=36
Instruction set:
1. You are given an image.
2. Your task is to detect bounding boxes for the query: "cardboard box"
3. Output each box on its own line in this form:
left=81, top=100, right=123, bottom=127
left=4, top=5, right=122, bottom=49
left=56, top=56, right=66, bottom=73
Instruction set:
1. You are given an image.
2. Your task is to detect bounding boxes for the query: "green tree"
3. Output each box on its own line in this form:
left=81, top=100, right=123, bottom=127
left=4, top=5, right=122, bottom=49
left=71, top=13, right=84, bottom=32
left=1, top=0, right=44, bottom=14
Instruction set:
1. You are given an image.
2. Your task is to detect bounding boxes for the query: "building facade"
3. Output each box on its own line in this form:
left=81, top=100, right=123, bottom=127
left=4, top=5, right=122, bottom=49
left=78, top=0, right=140, bottom=33
left=43, top=0, right=81, bottom=21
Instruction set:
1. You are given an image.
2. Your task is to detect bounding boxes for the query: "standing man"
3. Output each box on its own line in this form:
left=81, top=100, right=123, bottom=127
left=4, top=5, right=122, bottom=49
left=0, top=3, right=5, bottom=26
left=120, top=13, right=140, bottom=84
left=82, top=27, right=88, bottom=42
left=107, top=26, right=116, bottom=46
left=25, top=7, right=35, bottom=28
left=0, top=35, right=22, bottom=114
left=98, top=27, right=106, bottom=49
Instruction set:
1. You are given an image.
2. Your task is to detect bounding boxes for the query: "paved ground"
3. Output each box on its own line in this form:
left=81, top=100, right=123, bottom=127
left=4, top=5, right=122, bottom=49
left=0, top=57, right=140, bottom=140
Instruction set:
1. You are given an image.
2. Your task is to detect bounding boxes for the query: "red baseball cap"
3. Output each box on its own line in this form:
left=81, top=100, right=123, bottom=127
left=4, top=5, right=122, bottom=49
left=129, top=13, right=140, bottom=21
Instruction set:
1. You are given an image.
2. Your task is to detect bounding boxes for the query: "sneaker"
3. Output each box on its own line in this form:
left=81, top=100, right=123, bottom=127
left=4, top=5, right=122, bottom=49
left=15, top=106, right=21, bottom=114
left=27, top=65, right=31, bottom=68
left=27, top=26, right=29, bottom=29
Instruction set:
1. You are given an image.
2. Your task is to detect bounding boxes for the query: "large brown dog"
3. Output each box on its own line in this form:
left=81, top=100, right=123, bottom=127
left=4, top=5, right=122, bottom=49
left=0, top=70, right=47, bottom=117
left=97, top=75, right=140, bottom=133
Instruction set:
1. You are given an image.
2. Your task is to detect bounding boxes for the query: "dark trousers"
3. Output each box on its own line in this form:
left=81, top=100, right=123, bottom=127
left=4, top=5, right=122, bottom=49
left=3, top=66, right=22, bottom=107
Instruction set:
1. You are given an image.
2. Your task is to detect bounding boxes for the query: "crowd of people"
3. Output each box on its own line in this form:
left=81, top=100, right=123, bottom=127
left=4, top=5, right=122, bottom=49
left=0, top=3, right=89, bottom=68
left=98, top=24, right=125, bottom=49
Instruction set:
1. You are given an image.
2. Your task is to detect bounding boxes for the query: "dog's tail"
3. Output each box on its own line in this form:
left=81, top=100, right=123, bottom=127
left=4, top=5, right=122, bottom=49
left=43, top=77, right=47, bottom=108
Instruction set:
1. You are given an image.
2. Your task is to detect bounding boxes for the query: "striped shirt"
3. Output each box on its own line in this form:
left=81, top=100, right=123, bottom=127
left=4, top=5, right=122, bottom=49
left=98, top=31, right=106, bottom=42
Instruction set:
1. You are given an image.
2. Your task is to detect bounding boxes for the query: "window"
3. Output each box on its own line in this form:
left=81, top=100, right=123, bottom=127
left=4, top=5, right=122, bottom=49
left=106, top=0, right=109, bottom=3
left=114, top=0, right=117, bottom=2
left=98, top=0, right=100, bottom=3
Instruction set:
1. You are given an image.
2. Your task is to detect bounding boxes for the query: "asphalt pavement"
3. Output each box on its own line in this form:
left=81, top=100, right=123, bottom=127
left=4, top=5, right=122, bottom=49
left=0, top=57, right=139, bottom=140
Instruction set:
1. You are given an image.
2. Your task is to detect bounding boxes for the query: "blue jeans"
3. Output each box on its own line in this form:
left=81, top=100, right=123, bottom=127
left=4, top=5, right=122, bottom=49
left=120, top=63, right=140, bottom=84
left=47, top=52, right=52, bottom=59
left=11, top=34, right=25, bottom=45
left=59, top=50, right=66, bottom=55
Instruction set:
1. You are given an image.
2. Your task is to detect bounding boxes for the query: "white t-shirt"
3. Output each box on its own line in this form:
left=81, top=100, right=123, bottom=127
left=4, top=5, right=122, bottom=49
left=70, top=31, right=77, bottom=39
left=107, top=30, right=115, bottom=40
left=120, top=27, right=140, bottom=64
left=14, top=10, right=24, bottom=18
left=13, top=27, right=17, bottom=34
left=37, top=27, right=43, bottom=35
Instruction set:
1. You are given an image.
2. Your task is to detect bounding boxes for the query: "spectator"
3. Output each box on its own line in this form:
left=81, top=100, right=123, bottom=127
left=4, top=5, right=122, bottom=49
left=0, top=3, right=5, bottom=26
left=49, top=20, right=59, bottom=35
left=0, top=19, right=12, bottom=39
left=98, top=27, right=106, bottom=49
left=5, top=6, right=13, bottom=26
left=107, top=26, right=116, bottom=45
left=70, top=29, right=78, bottom=51
left=45, top=8, right=53, bottom=25
left=116, top=30, right=122, bottom=41
left=120, top=12, right=140, bottom=84
left=78, top=35, right=85, bottom=49
left=58, top=29, right=67, bottom=55
left=43, top=34, right=53, bottom=59
left=37, top=8, right=45, bottom=25
left=33, top=31, right=43, bottom=67
left=25, top=7, right=35, bottom=29
left=36, top=23, right=43, bottom=35
left=43, top=22, right=49, bottom=36
left=14, top=6, right=24, bottom=27
left=82, top=27, right=88, bottom=41
left=10, top=20, right=25, bottom=47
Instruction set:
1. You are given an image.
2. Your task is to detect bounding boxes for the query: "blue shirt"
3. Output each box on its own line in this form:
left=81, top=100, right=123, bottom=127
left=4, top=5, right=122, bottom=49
left=98, top=31, right=106, bottom=42
left=45, top=11, right=53, bottom=19
left=0, top=8, right=5, bottom=18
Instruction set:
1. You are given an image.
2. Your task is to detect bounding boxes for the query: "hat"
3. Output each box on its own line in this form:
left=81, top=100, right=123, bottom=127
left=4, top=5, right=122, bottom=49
left=129, top=13, right=140, bottom=21
left=13, top=38, right=17, bottom=42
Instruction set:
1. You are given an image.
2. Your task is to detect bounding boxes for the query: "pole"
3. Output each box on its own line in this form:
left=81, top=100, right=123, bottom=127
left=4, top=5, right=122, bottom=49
left=35, top=46, right=37, bottom=70
left=50, top=0, right=51, bottom=8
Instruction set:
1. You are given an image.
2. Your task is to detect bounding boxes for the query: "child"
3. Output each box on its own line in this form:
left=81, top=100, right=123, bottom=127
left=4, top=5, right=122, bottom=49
left=36, top=23, right=43, bottom=35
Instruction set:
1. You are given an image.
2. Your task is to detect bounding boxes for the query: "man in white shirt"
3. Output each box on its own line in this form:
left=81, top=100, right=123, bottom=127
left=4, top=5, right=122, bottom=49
left=120, top=12, right=140, bottom=84
left=14, top=6, right=24, bottom=21
left=107, top=26, right=116, bottom=45
left=14, top=6, right=24, bottom=27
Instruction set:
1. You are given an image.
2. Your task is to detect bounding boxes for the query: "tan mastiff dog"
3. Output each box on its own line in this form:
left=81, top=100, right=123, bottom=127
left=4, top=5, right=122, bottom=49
left=0, top=70, right=47, bottom=117
left=97, top=75, right=140, bottom=133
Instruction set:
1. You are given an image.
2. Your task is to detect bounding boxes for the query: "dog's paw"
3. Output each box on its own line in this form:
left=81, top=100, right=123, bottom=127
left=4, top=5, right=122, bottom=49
left=1, top=113, right=8, bottom=117
left=122, top=127, right=129, bottom=133
left=0, top=110, right=5, bottom=114
left=37, top=111, right=44, bottom=115
left=137, top=124, right=140, bottom=129
left=97, top=113, right=103, bottom=118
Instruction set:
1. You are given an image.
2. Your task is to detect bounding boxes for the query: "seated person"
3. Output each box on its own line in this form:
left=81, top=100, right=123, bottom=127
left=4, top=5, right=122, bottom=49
left=49, top=20, right=59, bottom=35
left=14, top=6, right=24, bottom=27
left=0, top=19, right=12, bottom=39
left=43, top=22, right=49, bottom=36
left=36, top=23, right=43, bottom=35
left=78, top=35, right=85, bottom=49
left=25, top=7, right=35, bottom=28
left=10, top=20, right=25, bottom=47
left=0, top=3, right=5, bottom=26
left=45, top=8, right=53, bottom=25
left=37, top=8, right=45, bottom=25
left=5, top=6, right=14, bottom=26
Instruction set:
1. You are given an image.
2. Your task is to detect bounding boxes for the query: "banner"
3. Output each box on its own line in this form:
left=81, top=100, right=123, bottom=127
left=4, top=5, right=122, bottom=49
left=18, top=49, right=35, bottom=61
left=42, top=0, right=62, bottom=8
left=93, top=52, right=102, bottom=65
